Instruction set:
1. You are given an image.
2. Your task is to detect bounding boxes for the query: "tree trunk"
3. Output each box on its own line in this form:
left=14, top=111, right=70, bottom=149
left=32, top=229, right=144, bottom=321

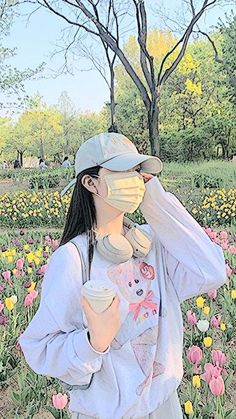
left=147, top=96, right=160, bottom=156
left=19, top=151, right=23, bottom=167
left=108, top=67, right=118, bottom=133
left=40, top=138, right=45, bottom=160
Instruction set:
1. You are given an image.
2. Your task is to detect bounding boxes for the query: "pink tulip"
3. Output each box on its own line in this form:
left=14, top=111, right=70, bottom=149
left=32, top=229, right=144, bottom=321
left=24, top=294, right=34, bottom=307
left=221, top=241, right=228, bottom=250
left=210, top=315, right=221, bottom=328
left=0, top=302, right=4, bottom=313
left=52, top=393, right=68, bottom=409
left=204, top=227, right=212, bottom=235
left=209, top=375, right=225, bottom=396
left=30, top=290, right=38, bottom=299
left=0, top=315, right=8, bottom=325
left=208, top=289, right=217, bottom=299
left=220, top=231, right=228, bottom=240
left=201, top=363, right=222, bottom=384
left=2, top=271, right=11, bottom=281
left=52, top=239, right=59, bottom=251
left=228, top=245, right=236, bottom=255
left=16, top=258, right=24, bottom=270
left=211, top=350, right=227, bottom=367
left=187, top=345, right=202, bottom=366
left=14, top=269, right=24, bottom=278
left=24, top=290, right=38, bottom=307
left=214, top=237, right=221, bottom=245
left=186, top=310, right=197, bottom=326
left=40, top=264, right=48, bottom=274
left=226, top=265, right=232, bottom=277
left=210, top=232, right=217, bottom=240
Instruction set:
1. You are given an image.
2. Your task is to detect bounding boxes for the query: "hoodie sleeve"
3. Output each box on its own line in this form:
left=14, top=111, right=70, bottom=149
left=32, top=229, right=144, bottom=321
left=19, top=242, right=109, bottom=387
left=139, top=176, right=228, bottom=303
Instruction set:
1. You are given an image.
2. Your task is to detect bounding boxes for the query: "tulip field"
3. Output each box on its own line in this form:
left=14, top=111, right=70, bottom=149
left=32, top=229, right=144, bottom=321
left=0, top=164, right=235, bottom=418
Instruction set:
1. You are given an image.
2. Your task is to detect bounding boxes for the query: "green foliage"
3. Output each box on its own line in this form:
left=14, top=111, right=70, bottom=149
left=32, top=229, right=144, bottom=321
left=192, top=173, right=223, bottom=188
left=28, top=172, right=60, bottom=190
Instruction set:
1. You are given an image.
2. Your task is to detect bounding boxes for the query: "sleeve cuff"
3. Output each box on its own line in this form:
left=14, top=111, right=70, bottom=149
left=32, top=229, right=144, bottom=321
left=73, top=329, right=110, bottom=362
left=86, top=331, right=111, bottom=355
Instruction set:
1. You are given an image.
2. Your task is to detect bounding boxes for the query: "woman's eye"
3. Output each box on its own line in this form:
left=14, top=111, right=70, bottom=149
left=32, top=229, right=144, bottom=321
left=136, top=168, right=141, bottom=173
left=135, top=279, right=139, bottom=284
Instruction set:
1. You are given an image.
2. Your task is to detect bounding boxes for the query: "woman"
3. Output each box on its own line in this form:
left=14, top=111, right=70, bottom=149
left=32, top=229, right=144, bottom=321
left=19, top=132, right=227, bottom=419
left=62, top=156, right=71, bottom=168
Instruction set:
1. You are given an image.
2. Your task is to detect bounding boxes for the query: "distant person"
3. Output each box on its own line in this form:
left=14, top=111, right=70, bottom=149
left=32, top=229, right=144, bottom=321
left=13, top=159, right=21, bottom=169
left=39, top=158, right=48, bottom=169
left=62, top=156, right=71, bottom=168
left=1, top=161, right=8, bottom=169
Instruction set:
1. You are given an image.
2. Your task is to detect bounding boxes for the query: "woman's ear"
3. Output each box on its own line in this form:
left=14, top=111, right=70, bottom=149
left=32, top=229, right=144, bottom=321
left=81, top=175, right=98, bottom=193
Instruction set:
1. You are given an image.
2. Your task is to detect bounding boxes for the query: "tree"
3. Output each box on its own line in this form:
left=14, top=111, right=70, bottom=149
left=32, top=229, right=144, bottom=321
left=0, top=1, right=44, bottom=111
left=17, top=0, right=217, bottom=156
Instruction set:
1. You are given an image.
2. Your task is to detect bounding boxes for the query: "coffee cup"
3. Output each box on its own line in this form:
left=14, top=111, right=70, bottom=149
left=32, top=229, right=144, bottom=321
left=81, top=280, right=116, bottom=325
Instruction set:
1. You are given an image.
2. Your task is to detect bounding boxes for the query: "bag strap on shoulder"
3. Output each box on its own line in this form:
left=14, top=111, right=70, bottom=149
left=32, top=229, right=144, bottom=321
left=70, top=238, right=89, bottom=285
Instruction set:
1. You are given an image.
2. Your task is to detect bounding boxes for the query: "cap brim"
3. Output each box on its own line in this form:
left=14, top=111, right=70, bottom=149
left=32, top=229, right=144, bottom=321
left=100, top=153, right=163, bottom=174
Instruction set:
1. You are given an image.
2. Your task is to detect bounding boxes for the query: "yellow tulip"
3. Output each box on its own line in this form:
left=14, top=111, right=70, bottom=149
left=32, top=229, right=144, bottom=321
left=203, top=306, right=210, bottom=315
left=184, top=400, right=194, bottom=414
left=27, top=281, right=36, bottom=292
left=27, top=267, right=33, bottom=274
left=34, top=257, right=40, bottom=266
left=192, top=375, right=201, bottom=388
left=220, top=323, right=226, bottom=331
left=7, top=256, right=13, bottom=263
left=12, top=268, right=17, bottom=275
left=24, top=244, right=29, bottom=250
left=231, top=290, right=236, bottom=299
left=203, top=336, right=213, bottom=347
left=5, top=297, right=14, bottom=310
left=196, top=296, right=205, bottom=308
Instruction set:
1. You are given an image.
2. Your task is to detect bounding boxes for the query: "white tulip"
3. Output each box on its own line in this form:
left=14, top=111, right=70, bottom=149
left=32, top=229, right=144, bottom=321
left=196, top=319, right=209, bottom=332
left=10, top=295, right=17, bottom=304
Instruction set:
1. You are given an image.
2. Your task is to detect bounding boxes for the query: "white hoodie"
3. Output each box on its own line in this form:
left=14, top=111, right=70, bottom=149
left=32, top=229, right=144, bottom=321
left=19, top=177, right=227, bottom=419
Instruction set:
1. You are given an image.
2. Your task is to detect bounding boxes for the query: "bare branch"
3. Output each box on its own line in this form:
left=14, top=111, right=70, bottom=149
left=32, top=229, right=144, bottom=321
left=197, top=28, right=236, bottom=88
left=158, top=0, right=217, bottom=87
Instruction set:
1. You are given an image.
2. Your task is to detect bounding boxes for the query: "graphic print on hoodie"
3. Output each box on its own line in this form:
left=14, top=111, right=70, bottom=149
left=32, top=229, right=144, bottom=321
left=107, top=258, right=166, bottom=395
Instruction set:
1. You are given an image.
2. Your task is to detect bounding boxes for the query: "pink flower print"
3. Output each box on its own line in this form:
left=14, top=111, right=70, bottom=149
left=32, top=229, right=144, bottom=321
left=129, top=290, right=157, bottom=321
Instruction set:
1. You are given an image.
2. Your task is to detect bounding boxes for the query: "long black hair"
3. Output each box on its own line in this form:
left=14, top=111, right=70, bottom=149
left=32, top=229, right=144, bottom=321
left=59, top=165, right=101, bottom=276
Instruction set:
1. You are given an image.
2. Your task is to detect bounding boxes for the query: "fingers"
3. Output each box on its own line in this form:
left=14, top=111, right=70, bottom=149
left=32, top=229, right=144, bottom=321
left=81, top=296, right=95, bottom=317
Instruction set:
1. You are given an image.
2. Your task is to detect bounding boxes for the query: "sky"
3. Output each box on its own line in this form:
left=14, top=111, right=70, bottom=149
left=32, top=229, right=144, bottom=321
left=2, top=0, right=234, bottom=116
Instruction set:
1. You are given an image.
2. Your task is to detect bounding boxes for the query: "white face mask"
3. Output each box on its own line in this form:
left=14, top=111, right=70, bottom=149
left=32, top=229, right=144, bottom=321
left=92, top=171, right=146, bottom=213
